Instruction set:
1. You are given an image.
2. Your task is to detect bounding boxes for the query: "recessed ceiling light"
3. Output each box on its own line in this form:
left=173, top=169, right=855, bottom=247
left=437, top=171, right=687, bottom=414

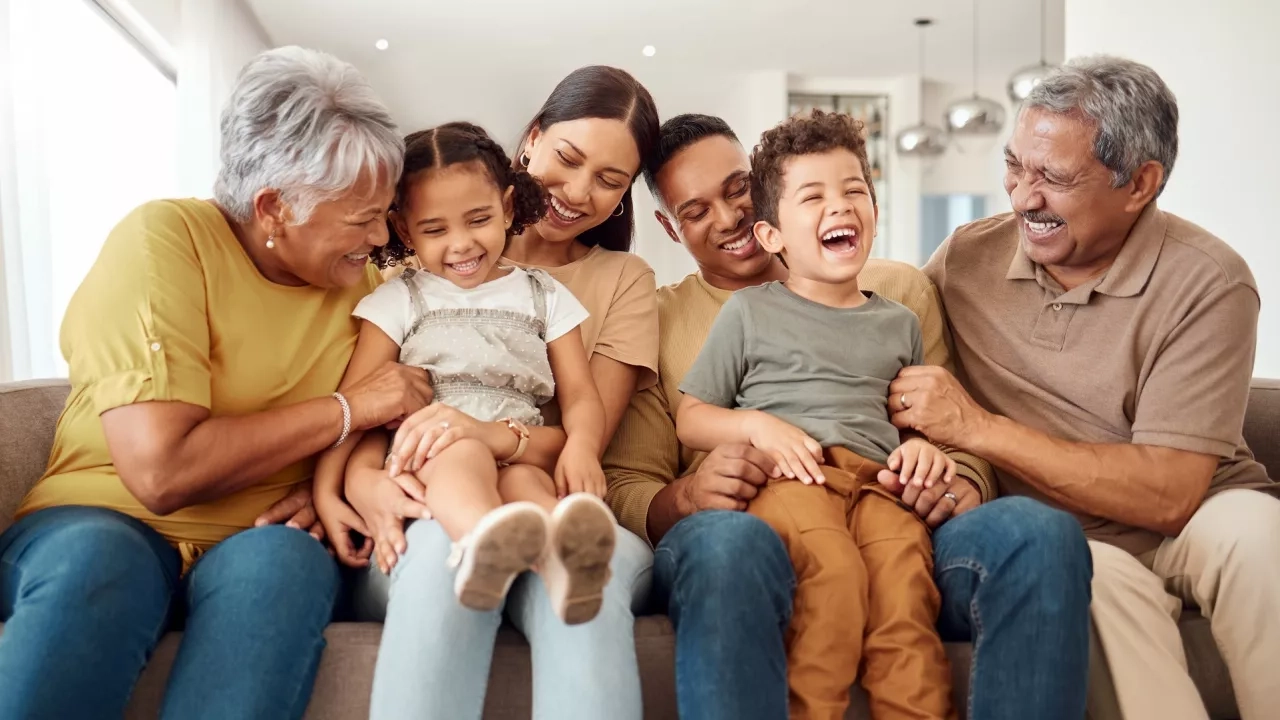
left=642, top=45, right=656, bottom=57
left=375, top=39, right=389, bottom=51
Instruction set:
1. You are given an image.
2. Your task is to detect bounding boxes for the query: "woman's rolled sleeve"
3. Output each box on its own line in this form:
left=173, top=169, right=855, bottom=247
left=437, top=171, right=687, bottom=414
left=66, top=201, right=212, bottom=415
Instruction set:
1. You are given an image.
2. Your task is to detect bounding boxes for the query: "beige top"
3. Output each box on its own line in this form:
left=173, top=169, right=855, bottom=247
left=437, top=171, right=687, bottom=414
left=926, top=204, right=1276, bottom=555
left=507, top=246, right=658, bottom=382
left=506, top=246, right=659, bottom=422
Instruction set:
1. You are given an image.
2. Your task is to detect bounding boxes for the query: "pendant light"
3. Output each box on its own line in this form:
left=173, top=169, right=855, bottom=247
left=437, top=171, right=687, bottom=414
left=1007, top=0, right=1055, bottom=102
left=895, top=18, right=948, bottom=157
left=944, top=0, right=1005, bottom=135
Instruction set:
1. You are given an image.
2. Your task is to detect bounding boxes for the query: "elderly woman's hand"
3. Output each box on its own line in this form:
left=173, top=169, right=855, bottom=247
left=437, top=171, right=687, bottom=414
left=253, top=482, right=324, bottom=540
left=345, top=462, right=432, bottom=574
left=343, top=361, right=435, bottom=431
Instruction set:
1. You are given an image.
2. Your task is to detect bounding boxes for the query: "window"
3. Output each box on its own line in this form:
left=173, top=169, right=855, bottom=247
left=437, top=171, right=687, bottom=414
left=3, top=0, right=177, bottom=379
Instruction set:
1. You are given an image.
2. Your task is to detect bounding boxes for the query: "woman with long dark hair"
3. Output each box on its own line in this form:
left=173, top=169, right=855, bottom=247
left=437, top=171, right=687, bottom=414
left=346, top=66, right=660, bottom=719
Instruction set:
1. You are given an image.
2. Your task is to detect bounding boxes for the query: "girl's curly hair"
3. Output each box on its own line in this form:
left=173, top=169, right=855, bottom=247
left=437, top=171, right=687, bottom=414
left=374, top=121, right=548, bottom=268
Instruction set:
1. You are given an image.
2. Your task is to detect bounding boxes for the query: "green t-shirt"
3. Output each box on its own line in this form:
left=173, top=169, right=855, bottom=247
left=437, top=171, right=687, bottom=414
left=679, top=281, right=922, bottom=464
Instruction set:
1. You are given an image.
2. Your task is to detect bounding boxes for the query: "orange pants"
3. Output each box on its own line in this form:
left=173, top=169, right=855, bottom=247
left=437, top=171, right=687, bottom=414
left=748, top=447, right=955, bottom=720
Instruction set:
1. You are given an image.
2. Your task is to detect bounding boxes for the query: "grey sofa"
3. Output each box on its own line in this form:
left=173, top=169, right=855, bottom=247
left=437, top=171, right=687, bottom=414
left=4, top=379, right=1271, bottom=719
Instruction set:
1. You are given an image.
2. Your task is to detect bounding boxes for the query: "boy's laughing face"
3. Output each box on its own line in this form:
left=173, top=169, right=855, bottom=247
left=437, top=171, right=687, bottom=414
left=754, top=148, right=877, bottom=285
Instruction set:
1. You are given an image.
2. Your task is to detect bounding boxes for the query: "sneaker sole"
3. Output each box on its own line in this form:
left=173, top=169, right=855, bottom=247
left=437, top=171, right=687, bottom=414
left=546, top=496, right=617, bottom=625
left=455, top=505, right=548, bottom=612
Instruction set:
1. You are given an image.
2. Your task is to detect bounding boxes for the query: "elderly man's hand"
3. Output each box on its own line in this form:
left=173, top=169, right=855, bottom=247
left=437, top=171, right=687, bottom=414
left=888, top=366, right=993, bottom=449
left=875, top=469, right=982, bottom=529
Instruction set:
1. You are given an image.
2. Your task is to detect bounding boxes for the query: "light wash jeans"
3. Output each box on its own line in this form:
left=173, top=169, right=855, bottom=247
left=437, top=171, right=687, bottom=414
left=0, top=505, right=339, bottom=720
left=353, top=518, right=653, bottom=720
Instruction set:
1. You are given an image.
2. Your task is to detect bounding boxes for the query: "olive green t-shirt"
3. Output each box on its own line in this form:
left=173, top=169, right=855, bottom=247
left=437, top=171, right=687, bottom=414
left=679, top=282, right=922, bottom=464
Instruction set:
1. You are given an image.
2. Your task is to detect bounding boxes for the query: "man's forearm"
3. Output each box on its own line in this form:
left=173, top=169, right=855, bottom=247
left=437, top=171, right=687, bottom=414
left=644, top=480, right=691, bottom=544
left=968, top=415, right=1214, bottom=536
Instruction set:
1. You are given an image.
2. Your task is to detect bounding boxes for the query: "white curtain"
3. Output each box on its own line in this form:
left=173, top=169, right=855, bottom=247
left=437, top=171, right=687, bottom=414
left=0, top=0, right=270, bottom=382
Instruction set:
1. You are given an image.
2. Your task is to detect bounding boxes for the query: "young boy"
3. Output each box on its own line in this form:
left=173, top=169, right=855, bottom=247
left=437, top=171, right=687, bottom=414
left=675, top=109, right=956, bottom=720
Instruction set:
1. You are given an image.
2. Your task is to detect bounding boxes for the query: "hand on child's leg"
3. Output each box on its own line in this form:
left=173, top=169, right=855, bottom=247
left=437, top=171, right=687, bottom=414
left=554, top=439, right=607, bottom=499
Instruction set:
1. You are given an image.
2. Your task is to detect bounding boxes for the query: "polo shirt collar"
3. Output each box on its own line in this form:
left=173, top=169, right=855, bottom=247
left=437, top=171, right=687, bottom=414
left=1004, top=203, right=1167, bottom=299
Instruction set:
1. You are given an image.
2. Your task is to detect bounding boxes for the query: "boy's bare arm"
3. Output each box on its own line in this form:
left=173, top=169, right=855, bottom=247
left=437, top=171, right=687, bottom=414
left=675, top=394, right=755, bottom=452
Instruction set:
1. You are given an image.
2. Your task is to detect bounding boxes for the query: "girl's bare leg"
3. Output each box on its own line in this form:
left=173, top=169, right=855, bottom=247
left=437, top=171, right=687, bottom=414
left=416, top=438, right=503, bottom=541
left=497, top=464, right=559, bottom=512
left=416, top=440, right=549, bottom=611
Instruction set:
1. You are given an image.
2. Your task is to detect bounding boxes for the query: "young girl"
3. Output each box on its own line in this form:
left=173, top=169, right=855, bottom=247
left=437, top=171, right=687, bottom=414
left=314, top=122, right=617, bottom=625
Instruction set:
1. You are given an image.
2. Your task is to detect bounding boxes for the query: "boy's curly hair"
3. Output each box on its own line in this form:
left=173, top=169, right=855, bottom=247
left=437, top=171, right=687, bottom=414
left=374, top=121, right=548, bottom=268
left=749, top=109, right=878, bottom=228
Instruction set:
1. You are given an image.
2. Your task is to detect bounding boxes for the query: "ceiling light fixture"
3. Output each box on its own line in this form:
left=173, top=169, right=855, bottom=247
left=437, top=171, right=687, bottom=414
left=375, top=39, right=389, bottom=51
left=642, top=45, right=656, bottom=57
left=944, top=0, right=1005, bottom=135
left=1007, top=0, right=1055, bottom=102
left=895, top=18, right=948, bottom=157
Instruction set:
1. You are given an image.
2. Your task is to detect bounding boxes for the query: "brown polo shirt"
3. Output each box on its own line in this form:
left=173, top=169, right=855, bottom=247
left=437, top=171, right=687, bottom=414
left=926, top=203, right=1276, bottom=556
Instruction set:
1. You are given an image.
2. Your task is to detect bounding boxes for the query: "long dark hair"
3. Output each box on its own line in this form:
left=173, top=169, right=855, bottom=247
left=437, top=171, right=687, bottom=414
left=516, top=65, right=659, bottom=252
left=375, top=121, right=548, bottom=268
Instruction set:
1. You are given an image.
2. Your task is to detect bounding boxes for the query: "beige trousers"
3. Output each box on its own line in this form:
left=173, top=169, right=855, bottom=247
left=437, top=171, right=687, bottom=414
left=1087, top=489, right=1280, bottom=720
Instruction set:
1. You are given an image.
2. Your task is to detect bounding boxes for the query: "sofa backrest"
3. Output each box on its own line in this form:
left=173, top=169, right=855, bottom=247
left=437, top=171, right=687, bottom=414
left=3, top=378, right=1280, bottom=536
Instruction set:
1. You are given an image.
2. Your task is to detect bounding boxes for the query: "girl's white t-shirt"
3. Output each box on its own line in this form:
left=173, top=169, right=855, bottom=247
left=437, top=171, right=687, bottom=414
left=353, top=266, right=589, bottom=346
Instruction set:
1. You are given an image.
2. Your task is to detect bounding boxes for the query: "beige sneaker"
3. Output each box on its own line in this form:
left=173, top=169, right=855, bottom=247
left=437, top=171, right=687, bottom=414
left=542, top=493, right=617, bottom=625
left=447, top=502, right=549, bottom=612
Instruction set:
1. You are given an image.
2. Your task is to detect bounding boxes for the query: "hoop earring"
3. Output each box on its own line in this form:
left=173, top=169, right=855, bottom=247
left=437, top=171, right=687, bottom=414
left=266, top=233, right=276, bottom=249
left=520, top=153, right=530, bottom=168
left=612, top=204, right=625, bottom=217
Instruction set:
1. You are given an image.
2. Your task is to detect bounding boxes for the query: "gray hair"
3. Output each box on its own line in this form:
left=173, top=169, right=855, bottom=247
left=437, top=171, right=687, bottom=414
left=214, top=46, right=404, bottom=224
left=1024, top=55, right=1179, bottom=197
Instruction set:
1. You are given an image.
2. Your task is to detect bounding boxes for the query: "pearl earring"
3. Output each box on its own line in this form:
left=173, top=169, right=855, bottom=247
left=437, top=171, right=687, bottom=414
left=266, top=234, right=275, bottom=249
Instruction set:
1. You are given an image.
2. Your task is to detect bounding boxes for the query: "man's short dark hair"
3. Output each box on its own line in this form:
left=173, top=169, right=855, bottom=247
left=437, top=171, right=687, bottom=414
left=750, top=109, right=877, bottom=227
left=643, top=114, right=740, bottom=207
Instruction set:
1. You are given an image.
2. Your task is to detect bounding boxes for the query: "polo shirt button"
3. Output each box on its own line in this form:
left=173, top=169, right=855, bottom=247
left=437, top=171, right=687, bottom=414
left=150, top=342, right=162, bottom=352
left=1052, top=303, right=1063, bottom=311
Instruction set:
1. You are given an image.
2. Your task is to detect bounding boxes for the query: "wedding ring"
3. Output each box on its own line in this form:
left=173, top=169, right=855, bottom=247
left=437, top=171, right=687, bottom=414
left=943, top=491, right=959, bottom=504
left=900, top=393, right=910, bottom=409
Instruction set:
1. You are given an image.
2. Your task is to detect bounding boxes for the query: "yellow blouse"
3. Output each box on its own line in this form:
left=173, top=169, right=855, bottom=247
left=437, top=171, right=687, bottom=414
left=18, top=199, right=378, bottom=555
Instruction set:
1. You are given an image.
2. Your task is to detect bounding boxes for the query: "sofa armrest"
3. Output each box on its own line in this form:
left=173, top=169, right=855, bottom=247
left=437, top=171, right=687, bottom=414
left=0, top=379, right=71, bottom=534
left=1244, top=378, right=1280, bottom=479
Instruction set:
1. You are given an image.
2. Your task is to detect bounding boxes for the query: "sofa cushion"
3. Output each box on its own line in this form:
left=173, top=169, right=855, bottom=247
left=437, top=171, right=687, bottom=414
left=0, top=380, right=69, bottom=535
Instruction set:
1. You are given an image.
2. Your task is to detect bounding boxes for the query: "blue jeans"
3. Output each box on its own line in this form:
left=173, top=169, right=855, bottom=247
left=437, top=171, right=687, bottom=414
left=652, top=510, right=795, bottom=720
left=354, top=518, right=653, bottom=720
left=934, top=496, right=1093, bottom=720
left=0, top=505, right=340, bottom=720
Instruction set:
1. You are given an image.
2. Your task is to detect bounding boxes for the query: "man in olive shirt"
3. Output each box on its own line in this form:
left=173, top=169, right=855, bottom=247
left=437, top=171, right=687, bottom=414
left=894, top=57, right=1280, bottom=719
left=603, top=113, right=1092, bottom=720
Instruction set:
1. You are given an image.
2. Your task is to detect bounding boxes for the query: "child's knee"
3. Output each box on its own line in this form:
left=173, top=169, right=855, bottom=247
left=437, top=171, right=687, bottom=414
left=497, top=463, right=554, bottom=494
left=433, top=437, right=495, bottom=465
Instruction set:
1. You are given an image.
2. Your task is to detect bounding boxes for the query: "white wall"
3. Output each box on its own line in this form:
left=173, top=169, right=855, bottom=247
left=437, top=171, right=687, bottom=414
left=1066, top=0, right=1280, bottom=377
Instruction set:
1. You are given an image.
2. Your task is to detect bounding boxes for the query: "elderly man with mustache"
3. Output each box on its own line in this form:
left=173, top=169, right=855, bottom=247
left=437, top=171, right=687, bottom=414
left=895, top=56, right=1280, bottom=720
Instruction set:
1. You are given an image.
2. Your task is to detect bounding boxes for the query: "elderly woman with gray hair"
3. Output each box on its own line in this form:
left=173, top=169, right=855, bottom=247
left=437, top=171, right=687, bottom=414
left=0, top=47, right=430, bottom=719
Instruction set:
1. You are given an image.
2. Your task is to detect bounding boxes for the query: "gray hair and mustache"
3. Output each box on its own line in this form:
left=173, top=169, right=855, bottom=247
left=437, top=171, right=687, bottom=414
left=1023, top=56, right=1179, bottom=198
